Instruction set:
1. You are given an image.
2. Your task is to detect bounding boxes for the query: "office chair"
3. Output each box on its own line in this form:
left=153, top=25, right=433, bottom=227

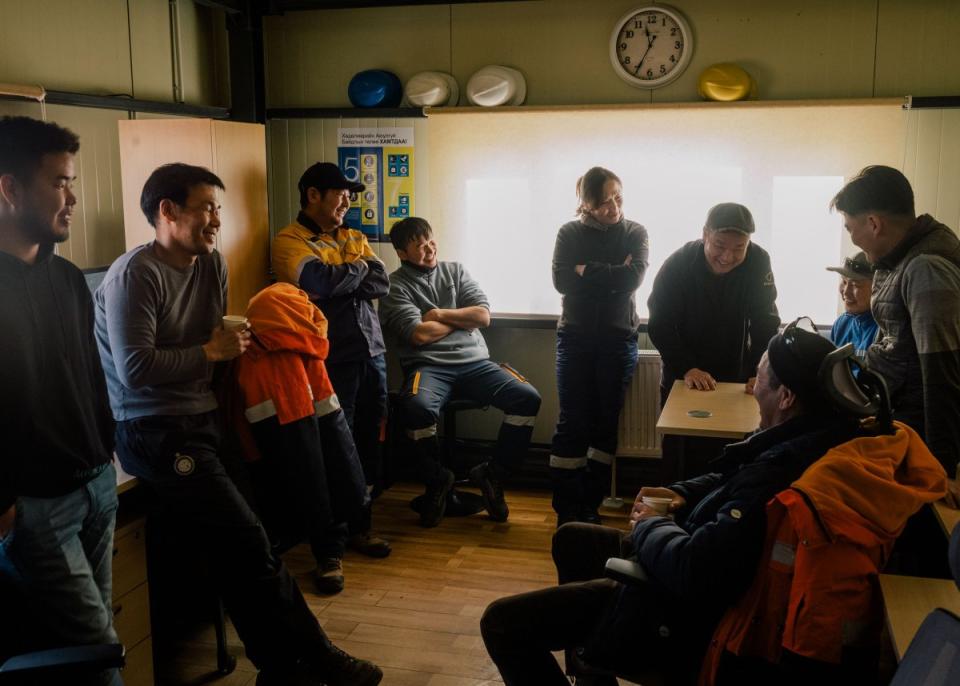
left=0, top=576, right=125, bottom=684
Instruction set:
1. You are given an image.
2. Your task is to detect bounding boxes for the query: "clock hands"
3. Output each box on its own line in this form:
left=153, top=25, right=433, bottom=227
left=633, top=30, right=657, bottom=76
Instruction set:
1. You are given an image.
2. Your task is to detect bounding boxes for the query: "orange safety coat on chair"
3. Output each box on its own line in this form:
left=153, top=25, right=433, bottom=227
left=699, top=421, right=947, bottom=685
left=233, top=283, right=341, bottom=460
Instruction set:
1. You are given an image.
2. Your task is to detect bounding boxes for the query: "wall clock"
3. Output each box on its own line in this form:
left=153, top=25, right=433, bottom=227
left=610, top=5, right=694, bottom=89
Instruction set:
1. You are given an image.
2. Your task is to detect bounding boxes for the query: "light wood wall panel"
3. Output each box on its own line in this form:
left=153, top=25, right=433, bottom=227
left=876, top=0, right=960, bottom=98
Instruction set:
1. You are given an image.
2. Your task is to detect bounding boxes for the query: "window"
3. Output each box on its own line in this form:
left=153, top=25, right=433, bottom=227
left=425, top=100, right=906, bottom=325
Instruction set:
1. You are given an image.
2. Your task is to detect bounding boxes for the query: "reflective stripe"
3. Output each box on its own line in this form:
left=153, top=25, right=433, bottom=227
left=549, top=455, right=588, bottom=470
left=294, top=254, right=319, bottom=282
left=503, top=414, right=536, bottom=427
left=411, top=371, right=422, bottom=395
left=313, top=394, right=341, bottom=417
left=407, top=424, right=437, bottom=441
left=587, top=447, right=614, bottom=465
left=499, top=362, right=527, bottom=383
left=245, top=399, right=278, bottom=423
left=771, top=541, right=796, bottom=567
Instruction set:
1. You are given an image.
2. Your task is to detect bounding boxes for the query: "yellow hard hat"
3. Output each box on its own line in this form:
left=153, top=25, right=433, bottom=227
left=698, top=63, right=756, bottom=102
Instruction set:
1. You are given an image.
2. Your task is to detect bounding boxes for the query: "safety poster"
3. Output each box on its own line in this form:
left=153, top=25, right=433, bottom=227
left=337, top=127, right=415, bottom=241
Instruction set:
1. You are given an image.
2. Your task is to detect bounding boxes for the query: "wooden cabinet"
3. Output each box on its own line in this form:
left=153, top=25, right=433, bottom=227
left=118, top=118, right=270, bottom=316
left=113, top=515, right=154, bottom=686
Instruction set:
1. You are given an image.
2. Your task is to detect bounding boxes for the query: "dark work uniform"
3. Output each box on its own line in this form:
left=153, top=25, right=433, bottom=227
left=550, top=217, right=649, bottom=520
left=648, top=240, right=779, bottom=478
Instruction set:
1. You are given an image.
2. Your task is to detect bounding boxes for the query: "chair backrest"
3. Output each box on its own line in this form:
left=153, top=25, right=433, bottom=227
left=818, top=343, right=893, bottom=432
left=888, top=608, right=960, bottom=685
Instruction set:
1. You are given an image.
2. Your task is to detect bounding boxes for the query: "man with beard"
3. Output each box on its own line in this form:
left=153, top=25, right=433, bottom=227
left=0, top=117, right=120, bottom=685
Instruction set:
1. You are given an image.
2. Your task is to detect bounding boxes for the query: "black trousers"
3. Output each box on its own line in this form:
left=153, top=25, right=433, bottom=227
left=480, top=523, right=631, bottom=685
left=115, top=412, right=332, bottom=671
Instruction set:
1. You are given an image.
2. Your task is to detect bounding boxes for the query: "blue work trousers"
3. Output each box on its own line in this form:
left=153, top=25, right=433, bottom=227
left=400, top=359, right=541, bottom=483
left=0, top=464, right=122, bottom=686
left=550, top=331, right=639, bottom=517
left=327, top=354, right=388, bottom=534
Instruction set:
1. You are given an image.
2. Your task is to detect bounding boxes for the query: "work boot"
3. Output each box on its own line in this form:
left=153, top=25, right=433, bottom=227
left=420, top=467, right=454, bottom=528
left=310, top=644, right=383, bottom=686
left=348, top=531, right=392, bottom=558
left=469, top=462, right=509, bottom=522
left=313, top=557, right=344, bottom=595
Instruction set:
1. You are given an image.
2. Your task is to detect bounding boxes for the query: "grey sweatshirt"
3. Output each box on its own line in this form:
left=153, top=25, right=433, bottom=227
left=95, top=243, right=226, bottom=420
left=379, top=261, right=490, bottom=368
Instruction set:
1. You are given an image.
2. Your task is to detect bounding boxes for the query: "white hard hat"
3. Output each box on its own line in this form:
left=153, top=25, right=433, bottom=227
left=465, top=65, right=526, bottom=107
left=404, top=71, right=459, bottom=107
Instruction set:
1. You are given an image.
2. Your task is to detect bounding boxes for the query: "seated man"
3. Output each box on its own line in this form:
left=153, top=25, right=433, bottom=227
left=380, top=217, right=541, bottom=527
left=480, top=321, right=944, bottom=686
left=826, top=251, right=877, bottom=361
left=95, top=163, right=381, bottom=686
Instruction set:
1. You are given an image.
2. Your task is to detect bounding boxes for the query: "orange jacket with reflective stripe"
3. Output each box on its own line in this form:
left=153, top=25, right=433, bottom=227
left=699, top=421, right=947, bottom=685
left=234, top=283, right=339, bottom=431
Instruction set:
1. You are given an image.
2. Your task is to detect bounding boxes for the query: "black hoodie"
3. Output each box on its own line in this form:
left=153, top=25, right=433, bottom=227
left=0, top=246, right=113, bottom=513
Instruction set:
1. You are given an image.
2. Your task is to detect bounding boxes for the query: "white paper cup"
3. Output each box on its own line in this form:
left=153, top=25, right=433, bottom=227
left=641, top=496, right=672, bottom=516
left=222, top=315, right=249, bottom=331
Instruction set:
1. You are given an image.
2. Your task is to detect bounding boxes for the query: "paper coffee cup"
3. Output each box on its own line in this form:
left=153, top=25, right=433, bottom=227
left=222, top=315, right=249, bottom=331
left=641, top=496, right=672, bottom=515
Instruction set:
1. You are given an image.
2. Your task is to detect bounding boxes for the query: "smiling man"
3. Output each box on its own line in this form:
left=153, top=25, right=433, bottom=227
left=647, top=203, right=780, bottom=477
left=826, top=251, right=877, bottom=362
left=379, top=217, right=541, bottom=528
left=831, top=165, right=960, bottom=478
left=0, top=117, right=121, bottom=685
left=96, top=163, right=381, bottom=685
left=273, top=162, right=392, bottom=567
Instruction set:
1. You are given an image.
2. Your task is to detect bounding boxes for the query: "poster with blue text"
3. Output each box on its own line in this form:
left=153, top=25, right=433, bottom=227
left=338, top=127, right=415, bottom=242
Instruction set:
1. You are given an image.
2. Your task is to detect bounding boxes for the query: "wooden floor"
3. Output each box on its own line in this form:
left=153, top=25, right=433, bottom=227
left=156, top=482, right=632, bottom=685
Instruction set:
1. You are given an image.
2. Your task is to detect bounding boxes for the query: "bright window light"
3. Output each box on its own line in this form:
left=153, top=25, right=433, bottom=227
left=427, top=102, right=905, bottom=321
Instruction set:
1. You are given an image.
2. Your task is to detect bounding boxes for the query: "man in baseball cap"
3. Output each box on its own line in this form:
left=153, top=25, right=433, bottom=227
left=647, top=202, right=780, bottom=478
left=826, top=251, right=877, bottom=362
left=272, top=161, right=393, bottom=593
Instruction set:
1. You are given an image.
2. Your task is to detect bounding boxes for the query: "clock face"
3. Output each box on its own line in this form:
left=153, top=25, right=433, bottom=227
left=610, top=6, right=693, bottom=89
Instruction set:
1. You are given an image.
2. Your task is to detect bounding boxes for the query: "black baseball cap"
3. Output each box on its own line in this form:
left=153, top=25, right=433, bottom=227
left=826, top=251, right=874, bottom=280
left=704, top=202, right=755, bottom=235
left=298, top=162, right=365, bottom=195
left=766, top=317, right=836, bottom=403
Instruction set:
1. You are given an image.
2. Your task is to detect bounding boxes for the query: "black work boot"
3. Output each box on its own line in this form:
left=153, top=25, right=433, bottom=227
left=420, top=467, right=454, bottom=528
left=310, top=644, right=383, bottom=686
left=469, top=461, right=509, bottom=522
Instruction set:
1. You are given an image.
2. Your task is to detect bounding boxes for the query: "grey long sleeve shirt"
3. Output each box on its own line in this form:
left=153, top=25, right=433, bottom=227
left=95, top=243, right=225, bottom=420
left=379, top=261, right=490, bottom=369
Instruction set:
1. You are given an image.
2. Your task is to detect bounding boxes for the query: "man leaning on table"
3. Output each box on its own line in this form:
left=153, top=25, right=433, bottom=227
left=647, top=203, right=780, bottom=476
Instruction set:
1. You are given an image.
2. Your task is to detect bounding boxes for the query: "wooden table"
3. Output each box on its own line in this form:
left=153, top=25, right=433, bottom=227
left=656, top=381, right=760, bottom=477
left=879, top=573, right=960, bottom=661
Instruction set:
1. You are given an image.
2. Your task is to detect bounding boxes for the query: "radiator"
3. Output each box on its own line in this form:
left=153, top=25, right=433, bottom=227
left=617, top=351, right=662, bottom=457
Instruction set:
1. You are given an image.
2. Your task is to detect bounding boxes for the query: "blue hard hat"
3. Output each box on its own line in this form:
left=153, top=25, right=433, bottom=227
left=348, top=70, right=403, bottom=108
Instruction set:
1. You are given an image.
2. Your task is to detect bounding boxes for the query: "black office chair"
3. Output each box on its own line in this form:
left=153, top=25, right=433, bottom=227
left=0, top=577, right=125, bottom=684
left=409, top=397, right=489, bottom=517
